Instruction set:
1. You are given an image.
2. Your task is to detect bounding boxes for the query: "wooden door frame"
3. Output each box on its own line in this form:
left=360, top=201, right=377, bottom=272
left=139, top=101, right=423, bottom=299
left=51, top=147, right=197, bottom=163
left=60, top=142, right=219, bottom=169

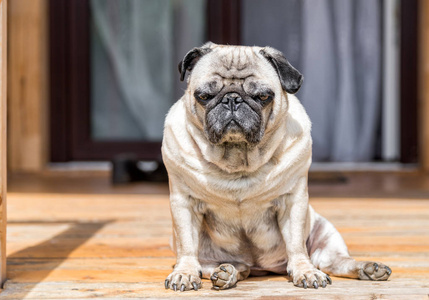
left=49, top=0, right=162, bottom=162
left=207, top=0, right=241, bottom=45
left=400, top=0, right=419, bottom=163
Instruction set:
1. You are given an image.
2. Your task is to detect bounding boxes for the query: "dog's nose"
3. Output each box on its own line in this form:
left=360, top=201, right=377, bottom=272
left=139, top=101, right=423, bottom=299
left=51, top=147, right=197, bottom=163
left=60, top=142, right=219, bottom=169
left=222, top=93, right=243, bottom=111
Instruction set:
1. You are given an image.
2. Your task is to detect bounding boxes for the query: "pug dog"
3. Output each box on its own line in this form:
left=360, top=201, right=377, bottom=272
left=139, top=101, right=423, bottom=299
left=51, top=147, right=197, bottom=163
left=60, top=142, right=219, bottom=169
left=161, top=43, right=391, bottom=292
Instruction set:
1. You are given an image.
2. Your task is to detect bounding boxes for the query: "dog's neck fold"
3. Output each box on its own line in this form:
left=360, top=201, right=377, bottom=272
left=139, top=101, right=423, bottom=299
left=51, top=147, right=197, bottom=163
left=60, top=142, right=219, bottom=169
left=186, top=115, right=292, bottom=174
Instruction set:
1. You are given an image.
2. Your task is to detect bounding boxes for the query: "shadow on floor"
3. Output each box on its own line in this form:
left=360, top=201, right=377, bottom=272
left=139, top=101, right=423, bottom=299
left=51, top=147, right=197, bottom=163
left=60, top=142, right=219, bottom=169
left=3, top=220, right=113, bottom=299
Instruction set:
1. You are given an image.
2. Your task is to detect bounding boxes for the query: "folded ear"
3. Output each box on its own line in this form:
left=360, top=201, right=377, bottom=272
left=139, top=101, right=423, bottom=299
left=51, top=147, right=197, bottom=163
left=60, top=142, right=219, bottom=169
left=259, top=47, right=303, bottom=94
left=178, top=42, right=214, bottom=81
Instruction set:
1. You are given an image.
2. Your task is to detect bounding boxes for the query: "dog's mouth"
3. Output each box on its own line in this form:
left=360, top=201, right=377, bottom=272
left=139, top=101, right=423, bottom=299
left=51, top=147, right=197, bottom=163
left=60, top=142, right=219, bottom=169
left=224, top=119, right=242, bottom=132
left=205, top=115, right=263, bottom=145
left=217, top=120, right=248, bottom=143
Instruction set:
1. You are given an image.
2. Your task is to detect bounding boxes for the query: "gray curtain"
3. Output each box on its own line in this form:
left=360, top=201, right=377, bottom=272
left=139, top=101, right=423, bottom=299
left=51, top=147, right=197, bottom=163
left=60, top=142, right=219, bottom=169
left=242, top=0, right=381, bottom=162
left=90, top=0, right=206, bottom=141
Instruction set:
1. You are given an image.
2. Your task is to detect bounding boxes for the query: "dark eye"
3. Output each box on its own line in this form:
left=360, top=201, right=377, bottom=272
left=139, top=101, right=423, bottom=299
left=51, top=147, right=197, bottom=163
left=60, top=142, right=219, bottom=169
left=195, top=92, right=214, bottom=102
left=259, top=94, right=270, bottom=101
left=198, top=94, right=209, bottom=101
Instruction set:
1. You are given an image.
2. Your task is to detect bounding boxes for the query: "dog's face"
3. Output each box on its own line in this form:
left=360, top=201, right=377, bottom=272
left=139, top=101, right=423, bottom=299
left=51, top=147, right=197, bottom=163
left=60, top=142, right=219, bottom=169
left=179, top=43, right=303, bottom=146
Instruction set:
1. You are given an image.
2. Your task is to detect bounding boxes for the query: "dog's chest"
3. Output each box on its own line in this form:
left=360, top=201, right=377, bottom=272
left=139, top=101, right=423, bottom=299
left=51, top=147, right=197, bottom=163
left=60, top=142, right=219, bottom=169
left=190, top=163, right=294, bottom=204
left=199, top=200, right=287, bottom=268
left=202, top=198, right=283, bottom=246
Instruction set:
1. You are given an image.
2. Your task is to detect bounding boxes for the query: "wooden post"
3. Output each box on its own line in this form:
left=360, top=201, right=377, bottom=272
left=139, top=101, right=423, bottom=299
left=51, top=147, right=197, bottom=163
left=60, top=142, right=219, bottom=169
left=7, top=0, right=48, bottom=172
left=0, top=0, right=7, bottom=287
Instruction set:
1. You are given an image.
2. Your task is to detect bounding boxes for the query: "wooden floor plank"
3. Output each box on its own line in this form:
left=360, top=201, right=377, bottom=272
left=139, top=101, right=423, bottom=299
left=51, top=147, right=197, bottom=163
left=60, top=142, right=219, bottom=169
left=2, top=280, right=429, bottom=299
left=1, top=174, right=429, bottom=298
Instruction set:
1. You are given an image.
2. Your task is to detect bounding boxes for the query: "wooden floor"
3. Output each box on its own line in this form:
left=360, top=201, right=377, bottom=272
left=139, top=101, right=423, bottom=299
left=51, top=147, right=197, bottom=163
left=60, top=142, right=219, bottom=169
left=1, top=172, right=429, bottom=299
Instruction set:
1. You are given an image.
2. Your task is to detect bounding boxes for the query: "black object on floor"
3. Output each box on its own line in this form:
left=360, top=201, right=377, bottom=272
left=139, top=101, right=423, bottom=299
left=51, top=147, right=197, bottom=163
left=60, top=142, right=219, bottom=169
left=111, top=154, right=168, bottom=184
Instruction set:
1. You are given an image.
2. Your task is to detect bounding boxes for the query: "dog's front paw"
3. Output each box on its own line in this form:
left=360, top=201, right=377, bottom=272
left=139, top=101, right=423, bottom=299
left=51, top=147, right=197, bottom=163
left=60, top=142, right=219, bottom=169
left=288, top=260, right=332, bottom=289
left=360, top=262, right=392, bottom=281
left=211, top=264, right=238, bottom=290
left=165, top=269, right=202, bottom=292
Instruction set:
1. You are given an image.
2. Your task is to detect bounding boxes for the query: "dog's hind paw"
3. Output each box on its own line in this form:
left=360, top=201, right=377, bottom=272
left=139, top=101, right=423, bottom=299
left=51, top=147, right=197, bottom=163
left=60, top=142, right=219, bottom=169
left=210, top=264, right=238, bottom=290
left=360, top=262, right=392, bottom=281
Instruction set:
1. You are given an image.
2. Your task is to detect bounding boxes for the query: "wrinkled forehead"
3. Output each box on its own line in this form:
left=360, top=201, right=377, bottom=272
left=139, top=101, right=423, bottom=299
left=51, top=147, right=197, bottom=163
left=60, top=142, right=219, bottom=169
left=211, top=46, right=259, bottom=77
left=190, top=46, right=278, bottom=88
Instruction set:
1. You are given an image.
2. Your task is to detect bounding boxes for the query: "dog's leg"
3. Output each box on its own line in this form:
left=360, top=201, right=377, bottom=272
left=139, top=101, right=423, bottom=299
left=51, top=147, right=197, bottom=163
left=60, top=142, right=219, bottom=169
left=165, top=181, right=203, bottom=292
left=278, top=176, right=330, bottom=289
left=308, top=212, right=392, bottom=281
left=201, top=263, right=250, bottom=290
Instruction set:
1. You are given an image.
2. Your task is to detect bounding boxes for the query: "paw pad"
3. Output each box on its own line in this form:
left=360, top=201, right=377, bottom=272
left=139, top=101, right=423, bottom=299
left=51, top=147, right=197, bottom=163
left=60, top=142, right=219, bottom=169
left=211, top=264, right=238, bottom=290
left=362, top=262, right=392, bottom=281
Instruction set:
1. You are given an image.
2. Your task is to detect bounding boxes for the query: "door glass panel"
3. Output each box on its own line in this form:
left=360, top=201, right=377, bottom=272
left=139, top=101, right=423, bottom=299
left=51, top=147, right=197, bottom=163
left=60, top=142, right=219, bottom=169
left=242, top=0, right=383, bottom=162
left=90, top=0, right=207, bottom=141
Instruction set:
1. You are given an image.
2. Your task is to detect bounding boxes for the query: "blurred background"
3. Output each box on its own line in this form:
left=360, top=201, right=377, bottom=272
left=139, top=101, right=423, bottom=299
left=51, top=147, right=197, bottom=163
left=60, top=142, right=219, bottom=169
left=5, top=0, right=428, bottom=181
